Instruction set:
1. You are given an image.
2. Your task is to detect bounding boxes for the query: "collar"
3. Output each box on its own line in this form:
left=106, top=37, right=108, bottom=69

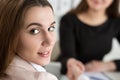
left=30, top=63, right=46, bottom=72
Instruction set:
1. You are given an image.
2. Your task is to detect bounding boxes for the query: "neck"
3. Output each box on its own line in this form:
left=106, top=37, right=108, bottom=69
left=86, top=9, right=107, bottom=20
left=78, top=9, right=108, bottom=26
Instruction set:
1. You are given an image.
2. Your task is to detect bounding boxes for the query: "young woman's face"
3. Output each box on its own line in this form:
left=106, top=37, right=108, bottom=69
left=86, top=0, right=113, bottom=11
left=17, top=6, right=56, bottom=66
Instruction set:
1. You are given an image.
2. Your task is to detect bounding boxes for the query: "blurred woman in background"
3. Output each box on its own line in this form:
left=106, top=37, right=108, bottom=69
left=57, top=0, right=120, bottom=80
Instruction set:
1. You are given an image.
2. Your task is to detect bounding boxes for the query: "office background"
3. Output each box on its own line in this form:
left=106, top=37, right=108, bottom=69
left=48, top=0, right=120, bottom=62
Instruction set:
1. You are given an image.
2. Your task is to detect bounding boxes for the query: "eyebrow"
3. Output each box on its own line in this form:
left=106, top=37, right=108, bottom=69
left=26, top=21, right=56, bottom=29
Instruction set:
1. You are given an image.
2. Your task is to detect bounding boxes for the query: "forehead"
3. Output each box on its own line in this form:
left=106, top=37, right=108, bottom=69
left=23, top=6, right=54, bottom=27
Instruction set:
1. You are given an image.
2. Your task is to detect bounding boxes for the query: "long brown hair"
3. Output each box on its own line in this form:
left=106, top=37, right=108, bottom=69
left=0, top=0, right=53, bottom=78
left=71, top=0, right=119, bottom=18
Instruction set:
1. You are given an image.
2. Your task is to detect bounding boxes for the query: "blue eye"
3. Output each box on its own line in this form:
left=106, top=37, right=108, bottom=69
left=48, top=27, right=55, bottom=32
left=30, top=29, right=40, bottom=34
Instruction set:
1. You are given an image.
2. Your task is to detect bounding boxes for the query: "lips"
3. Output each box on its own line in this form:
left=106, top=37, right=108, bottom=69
left=93, top=0, right=101, bottom=5
left=38, top=51, right=50, bottom=57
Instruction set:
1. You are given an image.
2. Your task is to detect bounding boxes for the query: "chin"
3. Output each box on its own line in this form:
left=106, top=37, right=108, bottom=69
left=92, top=7, right=102, bottom=10
left=41, top=61, right=50, bottom=66
left=40, top=58, right=51, bottom=66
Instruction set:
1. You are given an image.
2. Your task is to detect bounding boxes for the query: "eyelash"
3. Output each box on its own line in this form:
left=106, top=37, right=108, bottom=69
left=29, top=26, right=55, bottom=35
left=48, top=26, right=55, bottom=32
left=30, top=29, right=40, bottom=35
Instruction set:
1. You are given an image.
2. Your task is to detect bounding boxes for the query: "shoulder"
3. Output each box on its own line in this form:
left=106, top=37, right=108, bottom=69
left=111, top=17, right=120, bottom=24
left=61, top=12, right=76, bottom=21
left=116, top=17, right=120, bottom=25
left=109, top=17, right=120, bottom=35
left=37, top=72, right=58, bottom=80
left=112, top=17, right=120, bottom=29
left=4, top=56, right=58, bottom=80
left=5, top=67, right=58, bottom=80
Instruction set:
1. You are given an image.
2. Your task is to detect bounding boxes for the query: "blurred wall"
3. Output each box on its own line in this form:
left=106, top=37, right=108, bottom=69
left=48, top=0, right=81, bottom=40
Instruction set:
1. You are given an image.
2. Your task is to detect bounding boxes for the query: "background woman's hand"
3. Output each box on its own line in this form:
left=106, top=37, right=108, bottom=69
left=85, top=60, right=116, bottom=72
left=66, top=58, right=85, bottom=80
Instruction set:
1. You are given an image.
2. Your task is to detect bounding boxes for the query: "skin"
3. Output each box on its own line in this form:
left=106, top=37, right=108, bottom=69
left=67, top=58, right=85, bottom=80
left=16, top=6, right=56, bottom=66
left=78, top=0, right=113, bottom=27
left=87, top=0, right=113, bottom=12
left=67, top=0, right=116, bottom=80
left=85, top=60, right=116, bottom=72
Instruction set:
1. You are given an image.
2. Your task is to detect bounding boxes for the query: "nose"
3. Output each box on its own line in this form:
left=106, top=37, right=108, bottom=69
left=41, top=32, right=55, bottom=47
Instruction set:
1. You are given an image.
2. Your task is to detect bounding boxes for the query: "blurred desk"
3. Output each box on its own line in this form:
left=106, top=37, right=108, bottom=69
left=45, top=62, right=120, bottom=80
left=104, top=72, right=120, bottom=80
left=60, top=72, right=120, bottom=80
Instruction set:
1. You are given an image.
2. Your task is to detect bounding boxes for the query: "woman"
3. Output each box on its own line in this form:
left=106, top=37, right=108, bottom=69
left=57, top=0, right=120, bottom=80
left=0, top=0, right=57, bottom=80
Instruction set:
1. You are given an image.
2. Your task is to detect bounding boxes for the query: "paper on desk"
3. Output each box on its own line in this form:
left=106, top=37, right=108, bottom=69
left=84, top=72, right=110, bottom=80
left=59, top=72, right=111, bottom=80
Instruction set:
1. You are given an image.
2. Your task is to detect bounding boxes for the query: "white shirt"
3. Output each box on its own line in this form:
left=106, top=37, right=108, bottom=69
left=31, top=63, right=46, bottom=72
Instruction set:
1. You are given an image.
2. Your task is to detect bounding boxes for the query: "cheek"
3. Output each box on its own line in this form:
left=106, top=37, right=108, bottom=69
left=51, top=33, right=56, bottom=46
left=86, top=0, right=94, bottom=8
left=105, top=1, right=113, bottom=8
left=17, top=36, right=41, bottom=55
